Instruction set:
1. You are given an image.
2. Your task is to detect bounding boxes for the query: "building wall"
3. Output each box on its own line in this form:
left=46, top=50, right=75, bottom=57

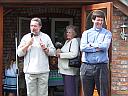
left=3, top=6, right=128, bottom=95
left=111, top=7, right=128, bottom=95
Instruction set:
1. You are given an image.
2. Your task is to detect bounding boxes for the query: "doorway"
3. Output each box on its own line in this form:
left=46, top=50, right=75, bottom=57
left=81, top=2, right=113, bottom=96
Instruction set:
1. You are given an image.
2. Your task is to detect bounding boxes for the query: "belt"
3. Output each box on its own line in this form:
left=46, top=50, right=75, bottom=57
left=83, top=62, right=107, bottom=65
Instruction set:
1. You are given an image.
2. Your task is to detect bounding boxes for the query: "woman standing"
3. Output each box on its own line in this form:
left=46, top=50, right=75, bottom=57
left=56, top=25, right=80, bottom=96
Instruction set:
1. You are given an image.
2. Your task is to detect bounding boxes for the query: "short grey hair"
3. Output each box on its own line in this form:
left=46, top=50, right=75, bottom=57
left=66, top=25, right=78, bottom=38
left=31, top=17, right=42, bottom=26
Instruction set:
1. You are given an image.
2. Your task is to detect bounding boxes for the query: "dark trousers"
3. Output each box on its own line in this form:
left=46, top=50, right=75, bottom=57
left=62, top=74, right=77, bottom=96
left=80, top=63, right=110, bottom=96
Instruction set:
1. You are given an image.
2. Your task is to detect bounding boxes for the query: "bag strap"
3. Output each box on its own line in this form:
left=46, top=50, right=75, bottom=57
left=69, top=39, right=80, bottom=53
left=69, top=41, right=72, bottom=52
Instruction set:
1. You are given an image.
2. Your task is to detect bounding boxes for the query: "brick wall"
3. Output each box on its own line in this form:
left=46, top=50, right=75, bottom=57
left=3, top=6, right=128, bottom=96
left=111, top=7, right=128, bottom=95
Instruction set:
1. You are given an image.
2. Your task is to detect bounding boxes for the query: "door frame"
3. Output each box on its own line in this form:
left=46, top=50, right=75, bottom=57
left=80, top=2, right=113, bottom=96
left=81, top=2, right=113, bottom=32
left=0, top=6, right=3, bottom=96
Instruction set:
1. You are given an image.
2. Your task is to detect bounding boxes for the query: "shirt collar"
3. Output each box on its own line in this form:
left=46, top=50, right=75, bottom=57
left=92, top=27, right=102, bottom=32
left=31, top=32, right=40, bottom=36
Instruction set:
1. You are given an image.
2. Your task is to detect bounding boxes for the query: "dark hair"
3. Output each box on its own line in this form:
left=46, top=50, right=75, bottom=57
left=5, top=49, right=15, bottom=69
left=31, top=17, right=42, bottom=26
left=91, top=10, right=105, bottom=20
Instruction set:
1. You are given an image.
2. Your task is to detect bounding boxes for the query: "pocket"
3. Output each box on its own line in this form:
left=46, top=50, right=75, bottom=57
left=101, top=64, right=109, bottom=76
left=80, top=64, right=87, bottom=75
